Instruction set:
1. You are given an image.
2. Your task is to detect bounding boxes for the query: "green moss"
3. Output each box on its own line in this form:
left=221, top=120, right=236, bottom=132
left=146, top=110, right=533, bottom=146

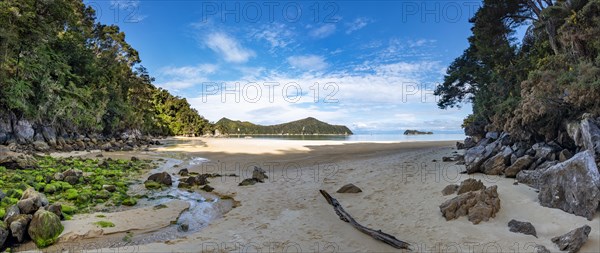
left=122, top=198, right=137, bottom=206
left=95, top=214, right=106, bottom=218
left=0, top=208, right=5, bottom=220
left=61, top=205, right=76, bottom=215
left=144, top=180, right=162, bottom=190
left=6, top=189, right=23, bottom=199
left=122, top=232, right=134, bottom=242
left=44, top=184, right=57, bottom=194
left=93, top=220, right=115, bottom=228
left=64, top=189, right=79, bottom=200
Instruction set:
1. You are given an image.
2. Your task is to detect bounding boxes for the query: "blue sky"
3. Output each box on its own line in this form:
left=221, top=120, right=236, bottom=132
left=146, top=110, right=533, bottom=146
left=87, top=0, right=481, bottom=133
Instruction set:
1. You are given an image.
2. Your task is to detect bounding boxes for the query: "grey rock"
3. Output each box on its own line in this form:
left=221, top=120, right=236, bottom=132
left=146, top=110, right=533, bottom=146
left=252, top=166, right=268, bottom=182
left=18, top=188, right=48, bottom=214
left=53, top=172, right=65, bottom=181
left=3, top=205, right=20, bottom=223
left=532, top=143, right=556, bottom=160
left=33, top=140, right=50, bottom=152
left=538, top=151, right=600, bottom=220
left=505, top=155, right=534, bottom=178
left=551, top=225, right=591, bottom=253
left=534, top=245, right=551, bottom=253
left=337, top=184, right=362, bottom=193
left=485, top=132, right=499, bottom=140
left=464, top=139, right=499, bottom=174
left=0, top=222, right=8, bottom=250
left=508, top=219, right=537, bottom=237
left=147, top=172, right=172, bottom=186
left=14, top=120, right=34, bottom=144
left=62, top=169, right=83, bottom=178
left=8, top=214, right=32, bottom=242
left=580, top=118, right=600, bottom=156
left=41, top=126, right=57, bottom=146
left=47, top=203, right=62, bottom=219
left=178, top=168, right=189, bottom=176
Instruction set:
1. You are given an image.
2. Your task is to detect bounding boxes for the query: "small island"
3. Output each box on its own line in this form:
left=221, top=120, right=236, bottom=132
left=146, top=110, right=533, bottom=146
left=403, top=130, right=433, bottom=135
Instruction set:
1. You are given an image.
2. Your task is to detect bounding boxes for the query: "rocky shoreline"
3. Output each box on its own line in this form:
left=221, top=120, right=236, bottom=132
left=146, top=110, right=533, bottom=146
left=452, top=115, right=600, bottom=252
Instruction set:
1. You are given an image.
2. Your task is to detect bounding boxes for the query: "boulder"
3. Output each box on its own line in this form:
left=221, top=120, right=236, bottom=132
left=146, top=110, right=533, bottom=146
left=33, top=141, right=50, bottom=152
left=0, top=222, right=8, bottom=248
left=464, top=139, right=499, bottom=173
left=516, top=169, right=547, bottom=189
left=441, top=184, right=458, bottom=196
left=46, top=203, right=62, bottom=219
left=439, top=185, right=500, bottom=224
left=4, top=205, right=20, bottom=223
left=482, top=150, right=510, bottom=175
left=485, top=132, right=499, bottom=140
left=102, top=185, right=116, bottom=192
left=28, top=210, right=64, bottom=248
left=252, top=166, right=268, bottom=182
left=464, top=137, right=477, bottom=149
left=41, top=126, right=57, bottom=146
left=14, top=120, right=34, bottom=144
left=64, top=176, right=79, bottom=185
left=8, top=214, right=32, bottom=242
left=538, top=150, right=600, bottom=220
left=508, top=219, right=537, bottom=237
left=62, top=169, right=83, bottom=178
left=457, top=179, right=485, bottom=195
left=505, top=155, right=534, bottom=178
left=201, top=185, right=214, bottom=192
left=53, top=172, right=65, bottom=181
left=178, top=168, right=189, bottom=176
left=580, top=118, right=600, bottom=156
left=559, top=149, right=573, bottom=162
left=532, top=143, right=556, bottom=161
left=147, top=172, right=172, bottom=186
left=551, top=225, right=591, bottom=253
left=534, top=245, right=551, bottom=253
left=456, top=142, right=465, bottom=150
left=336, top=184, right=362, bottom=193
left=18, top=188, right=49, bottom=214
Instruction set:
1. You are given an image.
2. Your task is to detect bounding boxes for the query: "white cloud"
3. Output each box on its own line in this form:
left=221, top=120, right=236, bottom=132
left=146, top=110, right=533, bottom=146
left=309, top=24, right=336, bottom=39
left=287, top=55, right=329, bottom=71
left=346, top=17, right=372, bottom=34
left=156, top=64, right=218, bottom=90
left=252, top=23, right=295, bottom=51
left=205, top=32, right=255, bottom=63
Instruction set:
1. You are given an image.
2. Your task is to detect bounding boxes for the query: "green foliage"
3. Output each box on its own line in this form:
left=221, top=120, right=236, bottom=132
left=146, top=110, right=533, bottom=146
left=93, top=220, right=115, bottom=228
left=0, top=0, right=209, bottom=136
left=215, top=117, right=352, bottom=135
left=438, top=0, right=600, bottom=140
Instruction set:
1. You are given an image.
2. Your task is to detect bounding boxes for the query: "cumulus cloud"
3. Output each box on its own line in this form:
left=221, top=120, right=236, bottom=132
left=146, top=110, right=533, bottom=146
left=287, top=55, right=329, bottom=71
left=205, top=32, right=255, bottom=63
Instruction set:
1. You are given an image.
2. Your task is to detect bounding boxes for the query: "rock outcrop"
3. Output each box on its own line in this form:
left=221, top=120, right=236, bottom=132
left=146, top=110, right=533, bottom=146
left=538, top=150, right=600, bottom=220
left=505, top=155, right=534, bottom=178
left=551, top=225, right=591, bottom=253
left=439, top=185, right=500, bottom=224
left=441, top=184, right=458, bottom=196
left=508, top=219, right=537, bottom=237
left=456, top=179, right=485, bottom=195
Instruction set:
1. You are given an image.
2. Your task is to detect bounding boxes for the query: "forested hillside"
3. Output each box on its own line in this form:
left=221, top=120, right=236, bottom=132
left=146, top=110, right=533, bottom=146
left=215, top=117, right=353, bottom=135
left=435, top=0, right=600, bottom=143
left=0, top=0, right=210, bottom=145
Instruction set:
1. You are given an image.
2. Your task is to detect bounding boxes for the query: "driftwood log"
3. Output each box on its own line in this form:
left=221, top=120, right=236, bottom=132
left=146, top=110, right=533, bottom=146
left=319, top=190, right=411, bottom=250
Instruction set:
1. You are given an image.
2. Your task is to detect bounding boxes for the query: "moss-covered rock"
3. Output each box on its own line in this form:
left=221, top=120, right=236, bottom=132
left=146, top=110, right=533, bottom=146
left=93, top=220, right=115, bottom=228
left=122, top=198, right=137, bottom=206
left=28, top=210, right=63, bottom=248
left=64, top=189, right=79, bottom=200
left=144, top=180, right=162, bottom=190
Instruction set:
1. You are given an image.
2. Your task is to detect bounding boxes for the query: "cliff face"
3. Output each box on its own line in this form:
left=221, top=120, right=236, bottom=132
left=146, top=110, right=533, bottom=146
left=215, top=117, right=353, bottom=135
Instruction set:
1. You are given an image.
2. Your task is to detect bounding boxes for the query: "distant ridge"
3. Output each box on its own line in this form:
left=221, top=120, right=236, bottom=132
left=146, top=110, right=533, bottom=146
left=215, top=117, right=353, bottom=135
left=403, top=130, right=433, bottom=135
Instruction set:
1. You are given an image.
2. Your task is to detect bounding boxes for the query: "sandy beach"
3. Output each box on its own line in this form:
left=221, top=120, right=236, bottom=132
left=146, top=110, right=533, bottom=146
left=29, top=138, right=600, bottom=252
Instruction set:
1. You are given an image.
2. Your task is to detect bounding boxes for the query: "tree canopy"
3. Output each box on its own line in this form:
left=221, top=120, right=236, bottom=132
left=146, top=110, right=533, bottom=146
left=0, top=0, right=210, bottom=137
left=435, top=0, right=600, bottom=141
